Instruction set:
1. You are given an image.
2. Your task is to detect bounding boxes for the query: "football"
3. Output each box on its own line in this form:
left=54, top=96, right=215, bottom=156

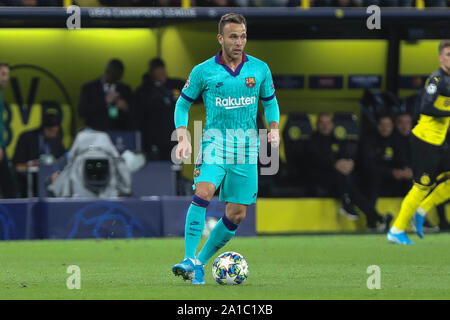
left=212, top=251, right=249, bottom=285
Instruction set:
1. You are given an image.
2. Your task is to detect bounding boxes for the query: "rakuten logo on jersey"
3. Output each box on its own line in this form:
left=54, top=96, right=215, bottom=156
left=215, top=96, right=257, bottom=109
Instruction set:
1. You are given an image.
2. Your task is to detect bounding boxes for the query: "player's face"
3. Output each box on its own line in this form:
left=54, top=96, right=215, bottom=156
left=377, top=117, right=394, bottom=138
left=317, top=115, right=334, bottom=136
left=0, top=66, right=10, bottom=88
left=439, top=47, right=450, bottom=73
left=218, top=23, right=247, bottom=61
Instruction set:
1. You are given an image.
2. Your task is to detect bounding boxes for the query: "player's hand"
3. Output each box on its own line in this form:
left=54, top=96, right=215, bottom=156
left=176, top=138, right=192, bottom=160
left=268, top=129, right=280, bottom=148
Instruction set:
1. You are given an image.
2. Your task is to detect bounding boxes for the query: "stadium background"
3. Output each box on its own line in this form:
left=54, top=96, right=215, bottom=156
left=0, top=5, right=449, bottom=239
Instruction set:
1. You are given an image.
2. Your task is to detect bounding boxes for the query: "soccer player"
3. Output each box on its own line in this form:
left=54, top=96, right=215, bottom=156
left=171, top=13, right=280, bottom=284
left=387, top=40, right=450, bottom=244
left=413, top=126, right=450, bottom=238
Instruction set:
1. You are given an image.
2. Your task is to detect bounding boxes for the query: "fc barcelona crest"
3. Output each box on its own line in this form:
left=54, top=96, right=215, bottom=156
left=245, top=77, right=256, bottom=88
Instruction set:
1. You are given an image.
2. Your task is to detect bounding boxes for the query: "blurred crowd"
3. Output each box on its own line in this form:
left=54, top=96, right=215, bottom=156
left=0, top=57, right=449, bottom=229
left=1, top=0, right=450, bottom=7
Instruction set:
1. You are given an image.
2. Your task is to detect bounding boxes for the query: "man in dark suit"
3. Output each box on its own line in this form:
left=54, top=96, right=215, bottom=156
left=14, top=111, right=66, bottom=165
left=0, top=62, right=17, bottom=198
left=134, top=58, right=185, bottom=160
left=13, top=110, right=66, bottom=197
left=79, top=59, right=133, bottom=131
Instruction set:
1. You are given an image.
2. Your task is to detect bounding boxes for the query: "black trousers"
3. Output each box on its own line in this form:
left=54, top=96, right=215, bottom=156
left=0, top=153, right=17, bottom=198
left=312, top=170, right=382, bottom=227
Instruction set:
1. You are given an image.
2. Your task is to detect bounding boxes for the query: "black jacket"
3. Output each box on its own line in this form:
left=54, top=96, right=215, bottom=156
left=359, top=131, right=408, bottom=179
left=134, top=73, right=185, bottom=160
left=13, top=128, right=66, bottom=164
left=307, top=132, right=355, bottom=173
left=79, top=77, right=133, bottom=131
left=419, top=68, right=450, bottom=117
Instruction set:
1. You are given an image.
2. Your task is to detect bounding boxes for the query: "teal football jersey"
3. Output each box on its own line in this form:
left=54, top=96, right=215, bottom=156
left=178, top=51, right=278, bottom=162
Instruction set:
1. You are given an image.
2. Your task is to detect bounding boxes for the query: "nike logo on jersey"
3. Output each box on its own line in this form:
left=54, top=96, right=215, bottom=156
left=216, top=82, right=224, bottom=88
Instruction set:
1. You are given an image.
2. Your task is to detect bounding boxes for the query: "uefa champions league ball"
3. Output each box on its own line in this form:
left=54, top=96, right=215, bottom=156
left=212, top=251, right=249, bottom=285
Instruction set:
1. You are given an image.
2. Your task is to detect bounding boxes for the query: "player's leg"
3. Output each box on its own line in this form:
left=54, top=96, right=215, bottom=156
left=197, top=202, right=247, bottom=265
left=192, top=203, right=247, bottom=285
left=388, top=136, right=439, bottom=244
left=195, top=163, right=256, bottom=280
left=172, top=161, right=225, bottom=281
left=184, top=182, right=215, bottom=259
left=172, top=182, right=215, bottom=281
left=414, top=172, right=450, bottom=238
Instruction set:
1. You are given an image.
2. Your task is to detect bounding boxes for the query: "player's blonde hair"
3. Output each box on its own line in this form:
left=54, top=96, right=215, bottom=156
left=218, top=13, right=247, bottom=35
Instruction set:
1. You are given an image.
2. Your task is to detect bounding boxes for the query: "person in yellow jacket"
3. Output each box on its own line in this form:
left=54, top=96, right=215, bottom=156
left=387, top=40, right=450, bottom=244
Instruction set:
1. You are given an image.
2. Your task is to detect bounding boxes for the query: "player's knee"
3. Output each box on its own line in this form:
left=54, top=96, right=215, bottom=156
left=234, top=211, right=246, bottom=224
left=194, top=189, right=214, bottom=202
left=228, top=209, right=246, bottom=224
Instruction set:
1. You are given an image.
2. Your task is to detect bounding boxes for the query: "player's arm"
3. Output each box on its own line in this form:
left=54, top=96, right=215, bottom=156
left=174, top=66, right=203, bottom=159
left=260, top=64, right=280, bottom=147
left=421, top=75, right=450, bottom=117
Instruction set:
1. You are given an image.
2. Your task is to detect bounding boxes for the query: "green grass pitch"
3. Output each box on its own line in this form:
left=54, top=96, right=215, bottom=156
left=0, top=234, right=449, bottom=300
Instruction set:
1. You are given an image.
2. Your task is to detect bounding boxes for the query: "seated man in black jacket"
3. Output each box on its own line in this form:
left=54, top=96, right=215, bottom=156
left=79, top=59, right=133, bottom=131
left=307, top=113, right=390, bottom=230
left=13, top=110, right=66, bottom=197
left=360, top=114, right=412, bottom=202
left=134, top=58, right=185, bottom=160
left=392, top=112, right=414, bottom=195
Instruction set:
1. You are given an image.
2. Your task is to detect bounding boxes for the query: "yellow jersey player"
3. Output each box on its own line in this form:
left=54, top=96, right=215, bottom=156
left=387, top=40, right=450, bottom=244
left=413, top=125, right=450, bottom=238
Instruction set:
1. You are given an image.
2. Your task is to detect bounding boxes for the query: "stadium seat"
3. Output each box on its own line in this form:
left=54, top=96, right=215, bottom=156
left=283, top=112, right=313, bottom=159
left=332, top=112, right=359, bottom=142
left=332, top=113, right=360, bottom=160
left=360, top=89, right=404, bottom=134
left=276, top=112, right=313, bottom=197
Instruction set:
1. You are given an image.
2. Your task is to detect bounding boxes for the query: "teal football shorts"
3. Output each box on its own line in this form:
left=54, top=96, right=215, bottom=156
left=193, top=160, right=258, bottom=205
